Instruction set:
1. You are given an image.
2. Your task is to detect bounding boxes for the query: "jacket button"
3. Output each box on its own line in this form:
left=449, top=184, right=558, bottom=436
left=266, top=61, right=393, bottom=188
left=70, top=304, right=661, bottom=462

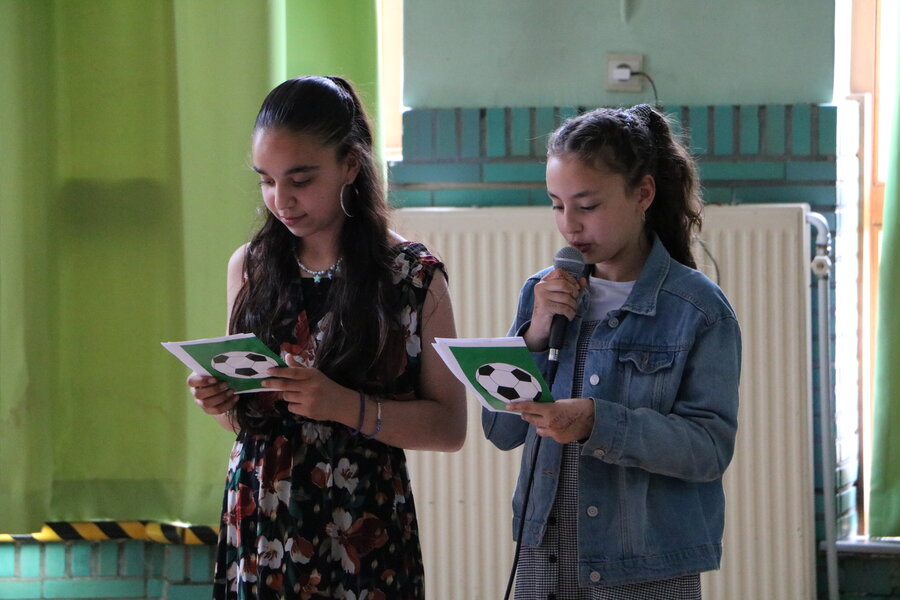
left=586, top=506, right=599, bottom=517
left=589, top=374, right=600, bottom=386
left=593, top=448, right=605, bottom=458
left=608, top=317, right=619, bottom=328
left=590, top=571, right=602, bottom=582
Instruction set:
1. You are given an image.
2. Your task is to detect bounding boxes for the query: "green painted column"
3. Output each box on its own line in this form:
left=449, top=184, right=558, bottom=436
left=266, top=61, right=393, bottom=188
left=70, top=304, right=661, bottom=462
left=283, top=0, right=382, bottom=153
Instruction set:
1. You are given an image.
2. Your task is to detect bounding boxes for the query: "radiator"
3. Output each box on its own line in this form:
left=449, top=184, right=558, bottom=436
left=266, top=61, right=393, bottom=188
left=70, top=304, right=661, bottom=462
left=393, top=204, right=815, bottom=599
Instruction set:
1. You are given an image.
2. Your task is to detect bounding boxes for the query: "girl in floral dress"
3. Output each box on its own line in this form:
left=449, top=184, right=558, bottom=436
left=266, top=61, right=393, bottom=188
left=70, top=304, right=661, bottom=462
left=187, top=76, right=466, bottom=600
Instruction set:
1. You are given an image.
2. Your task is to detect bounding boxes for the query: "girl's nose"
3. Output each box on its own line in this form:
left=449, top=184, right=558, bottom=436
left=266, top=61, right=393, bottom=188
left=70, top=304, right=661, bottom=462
left=273, top=184, right=295, bottom=210
left=561, top=210, right=582, bottom=234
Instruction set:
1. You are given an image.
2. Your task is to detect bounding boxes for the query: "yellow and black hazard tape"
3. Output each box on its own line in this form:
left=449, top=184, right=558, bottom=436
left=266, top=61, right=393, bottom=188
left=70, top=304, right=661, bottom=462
left=144, top=522, right=219, bottom=545
left=0, top=521, right=219, bottom=545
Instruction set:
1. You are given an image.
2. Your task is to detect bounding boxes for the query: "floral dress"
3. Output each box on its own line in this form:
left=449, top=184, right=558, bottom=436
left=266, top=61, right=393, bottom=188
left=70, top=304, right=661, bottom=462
left=213, top=242, right=443, bottom=600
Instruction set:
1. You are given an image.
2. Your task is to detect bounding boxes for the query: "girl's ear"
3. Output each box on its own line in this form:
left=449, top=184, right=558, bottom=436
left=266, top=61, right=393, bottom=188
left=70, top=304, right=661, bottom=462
left=637, top=174, right=656, bottom=212
left=343, top=150, right=362, bottom=185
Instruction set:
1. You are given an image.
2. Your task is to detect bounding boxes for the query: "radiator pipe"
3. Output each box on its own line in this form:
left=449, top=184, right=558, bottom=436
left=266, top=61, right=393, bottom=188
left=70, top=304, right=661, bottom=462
left=807, top=211, right=839, bottom=600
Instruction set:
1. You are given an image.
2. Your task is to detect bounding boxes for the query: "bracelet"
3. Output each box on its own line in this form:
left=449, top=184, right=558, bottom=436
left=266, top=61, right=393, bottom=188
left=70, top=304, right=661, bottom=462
left=349, top=391, right=366, bottom=435
left=361, top=399, right=383, bottom=439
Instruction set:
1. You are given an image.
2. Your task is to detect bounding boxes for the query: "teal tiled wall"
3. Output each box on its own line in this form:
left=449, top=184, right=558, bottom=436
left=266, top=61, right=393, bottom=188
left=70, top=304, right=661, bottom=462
left=0, top=541, right=214, bottom=599
left=836, top=555, right=900, bottom=599
left=388, top=104, right=838, bottom=211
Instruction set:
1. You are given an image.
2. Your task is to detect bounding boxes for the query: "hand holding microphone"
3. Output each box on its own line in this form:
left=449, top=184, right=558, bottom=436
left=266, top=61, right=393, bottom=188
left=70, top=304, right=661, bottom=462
left=527, top=247, right=586, bottom=384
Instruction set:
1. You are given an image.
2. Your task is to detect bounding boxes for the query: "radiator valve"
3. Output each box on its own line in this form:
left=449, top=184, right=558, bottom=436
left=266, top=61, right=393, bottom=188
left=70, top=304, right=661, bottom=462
left=810, top=255, right=832, bottom=276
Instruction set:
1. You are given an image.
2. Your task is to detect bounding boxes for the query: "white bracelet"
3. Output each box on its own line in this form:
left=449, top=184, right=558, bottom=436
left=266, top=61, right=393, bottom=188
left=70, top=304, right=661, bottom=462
left=362, top=399, right=383, bottom=439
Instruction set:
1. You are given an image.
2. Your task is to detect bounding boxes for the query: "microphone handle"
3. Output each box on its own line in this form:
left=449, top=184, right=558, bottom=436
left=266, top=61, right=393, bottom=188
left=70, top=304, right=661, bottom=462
left=545, top=359, right=560, bottom=387
left=545, top=313, right=569, bottom=386
left=547, top=313, right=568, bottom=354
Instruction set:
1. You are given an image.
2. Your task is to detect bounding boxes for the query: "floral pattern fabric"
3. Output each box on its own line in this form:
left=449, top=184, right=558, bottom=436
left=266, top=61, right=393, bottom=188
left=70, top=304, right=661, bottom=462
left=213, top=242, right=443, bottom=600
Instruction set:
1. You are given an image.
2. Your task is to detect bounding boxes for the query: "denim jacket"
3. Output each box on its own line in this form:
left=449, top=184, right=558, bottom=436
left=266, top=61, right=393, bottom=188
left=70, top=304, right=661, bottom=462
left=482, top=235, right=741, bottom=587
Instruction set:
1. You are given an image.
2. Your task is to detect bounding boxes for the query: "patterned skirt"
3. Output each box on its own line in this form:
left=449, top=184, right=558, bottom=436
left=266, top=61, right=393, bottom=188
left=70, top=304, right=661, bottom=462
left=212, top=420, right=425, bottom=600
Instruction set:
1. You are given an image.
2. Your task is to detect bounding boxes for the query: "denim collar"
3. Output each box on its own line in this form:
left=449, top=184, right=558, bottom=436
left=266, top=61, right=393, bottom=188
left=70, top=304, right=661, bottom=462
left=616, top=233, right=671, bottom=317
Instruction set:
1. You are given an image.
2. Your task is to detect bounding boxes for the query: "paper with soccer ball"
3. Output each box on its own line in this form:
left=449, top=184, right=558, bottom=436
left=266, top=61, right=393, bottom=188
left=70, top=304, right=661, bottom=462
left=162, top=333, right=287, bottom=393
left=432, top=337, right=553, bottom=412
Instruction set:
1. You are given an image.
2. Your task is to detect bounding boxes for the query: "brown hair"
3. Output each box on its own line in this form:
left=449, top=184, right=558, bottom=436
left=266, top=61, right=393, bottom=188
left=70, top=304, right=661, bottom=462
left=547, top=104, right=702, bottom=268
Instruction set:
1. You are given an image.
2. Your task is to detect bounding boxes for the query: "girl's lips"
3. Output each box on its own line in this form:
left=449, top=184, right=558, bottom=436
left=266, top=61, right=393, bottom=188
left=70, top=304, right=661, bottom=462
left=572, top=243, right=591, bottom=254
left=281, top=215, right=304, bottom=226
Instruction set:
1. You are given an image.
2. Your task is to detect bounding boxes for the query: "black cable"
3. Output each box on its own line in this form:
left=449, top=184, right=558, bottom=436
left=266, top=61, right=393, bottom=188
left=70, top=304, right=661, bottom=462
left=695, top=237, right=721, bottom=284
left=503, top=436, right=542, bottom=600
left=633, top=71, right=660, bottom=109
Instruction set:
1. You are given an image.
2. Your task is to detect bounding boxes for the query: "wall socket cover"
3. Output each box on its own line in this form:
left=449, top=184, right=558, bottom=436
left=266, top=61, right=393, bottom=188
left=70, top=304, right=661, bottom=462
left=606, top=53, right=643, bottom=92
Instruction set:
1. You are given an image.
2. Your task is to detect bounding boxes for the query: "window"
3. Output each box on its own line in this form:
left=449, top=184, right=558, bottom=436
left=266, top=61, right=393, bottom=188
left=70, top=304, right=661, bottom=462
left=377, top=0, right=404, bottom=162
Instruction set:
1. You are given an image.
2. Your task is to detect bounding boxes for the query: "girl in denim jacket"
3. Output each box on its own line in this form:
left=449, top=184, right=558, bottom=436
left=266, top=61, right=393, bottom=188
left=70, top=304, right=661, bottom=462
left=483, top=104, right=741, bottom=600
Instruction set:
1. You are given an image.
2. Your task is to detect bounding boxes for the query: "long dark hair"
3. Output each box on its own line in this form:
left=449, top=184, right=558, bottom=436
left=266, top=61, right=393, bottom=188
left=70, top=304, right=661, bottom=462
left=547, top=104, right=702, bottom=268
left=229, top=76, right=395, bottom=427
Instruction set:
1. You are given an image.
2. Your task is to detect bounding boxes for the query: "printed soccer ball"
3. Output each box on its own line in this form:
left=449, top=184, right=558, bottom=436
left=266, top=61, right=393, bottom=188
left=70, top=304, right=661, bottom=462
left=210, top=351, right=278, bottom=379
left=475, top=362, right=542, bottom=404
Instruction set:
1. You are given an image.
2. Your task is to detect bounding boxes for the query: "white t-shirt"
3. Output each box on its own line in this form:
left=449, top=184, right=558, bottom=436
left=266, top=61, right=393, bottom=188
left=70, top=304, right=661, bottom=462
left=584, top=275, right=635, bottom=322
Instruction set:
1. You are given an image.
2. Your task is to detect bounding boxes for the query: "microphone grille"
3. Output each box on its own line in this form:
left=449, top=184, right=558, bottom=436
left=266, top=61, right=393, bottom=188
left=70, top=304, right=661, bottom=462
left=554, top=246, right=586, bottom=278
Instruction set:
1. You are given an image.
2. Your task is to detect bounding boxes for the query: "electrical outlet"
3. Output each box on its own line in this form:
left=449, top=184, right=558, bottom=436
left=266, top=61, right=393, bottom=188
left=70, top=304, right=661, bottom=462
left=605, top=53, right=643, bottom=92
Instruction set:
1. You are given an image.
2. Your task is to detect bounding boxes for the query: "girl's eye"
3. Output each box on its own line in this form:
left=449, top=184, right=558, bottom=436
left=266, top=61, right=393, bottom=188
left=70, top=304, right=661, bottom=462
left=551, top=204, right=563, bottom=211
left=258, top=180, right=274, bottom=187
left=580, top=204, right=597, bottom=211
left=291, top=179, right=311, bottom=187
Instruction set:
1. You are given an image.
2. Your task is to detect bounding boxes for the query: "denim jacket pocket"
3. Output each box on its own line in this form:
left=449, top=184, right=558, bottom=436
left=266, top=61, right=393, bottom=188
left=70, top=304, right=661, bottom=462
left=616, top=349, right=676, bottom=410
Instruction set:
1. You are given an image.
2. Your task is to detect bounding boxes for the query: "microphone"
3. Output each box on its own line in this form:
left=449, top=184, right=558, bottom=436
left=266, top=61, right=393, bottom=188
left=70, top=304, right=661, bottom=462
left=545, top=246, right=586, bottom=385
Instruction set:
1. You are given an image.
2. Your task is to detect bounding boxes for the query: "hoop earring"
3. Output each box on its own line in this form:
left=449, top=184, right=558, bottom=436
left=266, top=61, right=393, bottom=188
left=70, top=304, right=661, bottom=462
left=340, top=184, right=355, bottom=218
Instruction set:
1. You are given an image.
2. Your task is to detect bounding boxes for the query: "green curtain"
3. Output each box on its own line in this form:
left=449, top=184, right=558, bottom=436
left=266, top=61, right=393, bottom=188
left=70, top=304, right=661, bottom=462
left=869, top=16, right=900, bottom=537
left=0, top=0, right=56, bottom=534
left=0, top=0, right=379, bottom=535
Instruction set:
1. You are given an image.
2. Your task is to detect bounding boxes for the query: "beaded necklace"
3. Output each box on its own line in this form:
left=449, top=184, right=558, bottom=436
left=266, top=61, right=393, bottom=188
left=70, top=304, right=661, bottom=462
left=296, top=256, right=343, bottom=284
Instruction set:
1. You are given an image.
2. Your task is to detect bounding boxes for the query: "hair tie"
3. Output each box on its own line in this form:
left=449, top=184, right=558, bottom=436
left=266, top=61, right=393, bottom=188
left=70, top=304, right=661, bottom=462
left=629, top=103, right=655, bottom=125
left=628, top=103, right=665, bottom=153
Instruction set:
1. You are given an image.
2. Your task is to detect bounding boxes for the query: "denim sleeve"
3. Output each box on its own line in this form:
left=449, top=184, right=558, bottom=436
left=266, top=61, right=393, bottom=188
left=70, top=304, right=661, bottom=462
left=581, top=315, right=741, bottom=482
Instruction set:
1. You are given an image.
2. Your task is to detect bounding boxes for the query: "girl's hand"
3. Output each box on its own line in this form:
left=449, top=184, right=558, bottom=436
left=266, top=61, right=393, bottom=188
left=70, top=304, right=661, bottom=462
left=262, top=354, right=356, bottom=423
left=187, top=372, right=236, bottom=416
left=525, top=268, right=586, bottom=351
left=507, top=397, right=595, bottom=444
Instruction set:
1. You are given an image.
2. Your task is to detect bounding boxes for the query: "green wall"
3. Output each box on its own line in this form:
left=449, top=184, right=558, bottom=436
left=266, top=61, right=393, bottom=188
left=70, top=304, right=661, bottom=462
left=404, top=0, right=835, bottom=108
left=281, top=1, right=384, bottom=157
